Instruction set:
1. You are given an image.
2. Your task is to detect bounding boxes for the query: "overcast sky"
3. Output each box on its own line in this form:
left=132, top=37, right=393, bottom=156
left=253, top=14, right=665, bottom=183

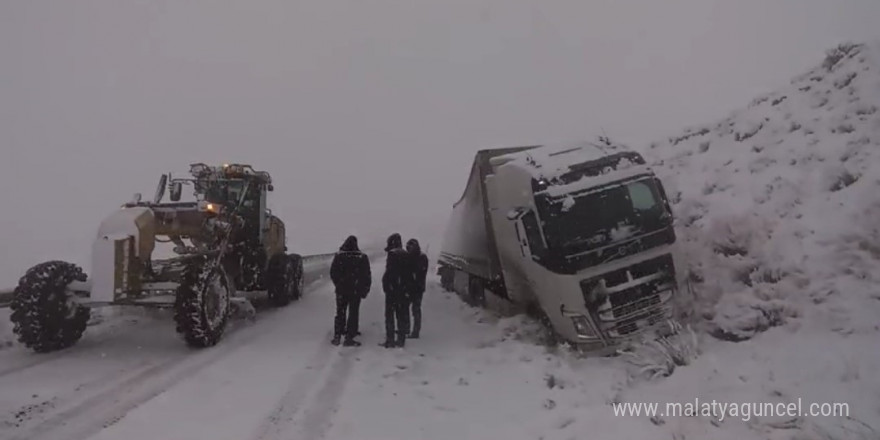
left=1, top=0, right=879, bottom=283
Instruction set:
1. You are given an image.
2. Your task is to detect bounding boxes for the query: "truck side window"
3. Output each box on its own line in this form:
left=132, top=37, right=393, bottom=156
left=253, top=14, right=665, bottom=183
left=520, top=211, right=546, bottom=257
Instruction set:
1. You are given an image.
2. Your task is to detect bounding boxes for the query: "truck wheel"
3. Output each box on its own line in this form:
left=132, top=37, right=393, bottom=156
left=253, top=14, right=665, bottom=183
left=439, top=267, right=454, bottom=292
left=527, top=303, right=561, bottom=347
left=468, top=276, right=486, bottom=308
left=9, top=261, right=90, bottom=353
left=174, top=257, right=232, bottom=348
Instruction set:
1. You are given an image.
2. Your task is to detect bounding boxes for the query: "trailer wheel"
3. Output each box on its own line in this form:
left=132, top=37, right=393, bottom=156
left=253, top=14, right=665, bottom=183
left=174, top=256, right=232, bottom=348
left=9, top=261, right=90, bottom=353
left=468, top=276, right=486, bottom=308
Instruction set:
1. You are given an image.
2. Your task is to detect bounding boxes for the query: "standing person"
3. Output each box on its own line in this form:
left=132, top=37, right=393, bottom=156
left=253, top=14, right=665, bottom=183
left=405, top=238, right=429, bottom=339
left=329, top=235, right=371, bottom=346
left=381, top=233, right=410, bottom=348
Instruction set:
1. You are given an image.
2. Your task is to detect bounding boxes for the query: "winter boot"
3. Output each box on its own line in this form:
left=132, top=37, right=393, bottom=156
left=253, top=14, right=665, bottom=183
left=343, top=338, right=361, bottom=347
left=380, top=340, right=396, bottom=348
left=409, top=330, right=420, bottom=339
left=331, top=335, right=341, bottom=346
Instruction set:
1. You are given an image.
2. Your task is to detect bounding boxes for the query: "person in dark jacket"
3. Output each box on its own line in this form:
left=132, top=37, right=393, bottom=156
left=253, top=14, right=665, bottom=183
left=381, top=233, right=410, bottom=348
left=329, top=235, right=371, bottom=346
left=405, top=238, right=429, bottom=338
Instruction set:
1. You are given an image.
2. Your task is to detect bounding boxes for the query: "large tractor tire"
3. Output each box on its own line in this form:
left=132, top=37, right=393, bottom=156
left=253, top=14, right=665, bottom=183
left=267, top=254, right=292, bottom=307
left=288, top=254, right=304, bottom=301
left=174, top=256, right=233, bottom=348
left=9, top=260, right=90, bottom=353
left=267, top=253, right=304, bottom=307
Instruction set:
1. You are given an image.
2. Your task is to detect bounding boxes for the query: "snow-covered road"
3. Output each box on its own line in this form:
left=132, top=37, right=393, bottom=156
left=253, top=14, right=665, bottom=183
left=0, top=259, right=340, bottom=440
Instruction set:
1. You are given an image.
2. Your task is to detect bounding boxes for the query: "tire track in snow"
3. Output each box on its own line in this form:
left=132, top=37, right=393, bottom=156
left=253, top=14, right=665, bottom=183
left=0, top=315, right=141, bottom=379
left=249, top=331, right=338, bottom=440
left=295, top=348, right=358, bottom=440
left=6, top=278, right=334, bottom=440
left=5, top=316, right=278, bottom=440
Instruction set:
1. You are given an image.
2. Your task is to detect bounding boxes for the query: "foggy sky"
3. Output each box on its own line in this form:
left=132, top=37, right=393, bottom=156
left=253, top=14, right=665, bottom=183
left=1, top=0, right=878, bottom=283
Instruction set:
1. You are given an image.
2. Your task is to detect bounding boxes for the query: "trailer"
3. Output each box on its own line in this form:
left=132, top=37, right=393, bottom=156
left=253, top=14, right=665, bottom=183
left=437, top=139, right=680, bottom=353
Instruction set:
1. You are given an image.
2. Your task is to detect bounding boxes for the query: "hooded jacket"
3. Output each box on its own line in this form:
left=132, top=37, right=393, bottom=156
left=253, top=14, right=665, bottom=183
left=406, top=238, right=429, bottom=294
left=382, top=233, right=409, bottom=296
left=330, top=235, right=372, bottom=297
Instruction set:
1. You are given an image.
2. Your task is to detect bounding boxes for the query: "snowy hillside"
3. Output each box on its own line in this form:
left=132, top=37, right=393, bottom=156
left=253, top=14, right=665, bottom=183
left=628, top=41, right=880, bottom=437
left=649, top=41, right=880, bottom=338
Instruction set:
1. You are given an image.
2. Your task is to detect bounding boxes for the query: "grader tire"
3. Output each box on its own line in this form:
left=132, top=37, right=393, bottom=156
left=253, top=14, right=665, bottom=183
left=174, top=256, right=233, bottom=348
left=10, top=260, right=90, bottom=353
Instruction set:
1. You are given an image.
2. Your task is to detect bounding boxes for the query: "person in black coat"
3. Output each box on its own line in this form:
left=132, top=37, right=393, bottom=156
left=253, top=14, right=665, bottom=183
left=405, top=238, right=429, bottom=339
left=329, top=235, right=371, bottom=346
left=381, top=233, right=410, bottom=348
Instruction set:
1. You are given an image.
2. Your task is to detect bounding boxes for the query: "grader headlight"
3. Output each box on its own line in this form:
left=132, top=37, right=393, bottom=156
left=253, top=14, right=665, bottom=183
left=198, top=201, right=222, bottom=214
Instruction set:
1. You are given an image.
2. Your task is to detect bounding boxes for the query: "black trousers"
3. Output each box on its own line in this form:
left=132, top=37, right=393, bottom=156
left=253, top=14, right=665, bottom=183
left=408, top=290, right=424, bottom=335
left=334, top=293, right=361, bottom=339
left=385, top=293, right=409, bottom=341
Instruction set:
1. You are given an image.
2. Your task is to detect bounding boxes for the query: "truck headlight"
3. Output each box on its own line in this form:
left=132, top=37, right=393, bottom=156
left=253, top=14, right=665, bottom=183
left=570, top=315, right=593, bottom=337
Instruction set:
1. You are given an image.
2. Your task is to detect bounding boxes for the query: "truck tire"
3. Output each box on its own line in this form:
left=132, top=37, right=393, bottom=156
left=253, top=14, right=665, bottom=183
left=439, top=267, right=454, bottom=292
left=526, top=303, right=561, bottom=347
left=468, top=276, right=486, bottom=308
left=9, top=260, right=90, bottom=353
left=174, top=256, right=232, bottom=348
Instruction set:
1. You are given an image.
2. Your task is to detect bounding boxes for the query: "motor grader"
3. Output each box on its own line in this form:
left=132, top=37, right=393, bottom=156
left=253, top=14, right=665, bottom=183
left=9, top=163, right=304, bottom=353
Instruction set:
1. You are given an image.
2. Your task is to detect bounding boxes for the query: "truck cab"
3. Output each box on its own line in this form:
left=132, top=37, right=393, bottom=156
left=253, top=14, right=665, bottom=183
left=439, top=140, right=679, bottom=353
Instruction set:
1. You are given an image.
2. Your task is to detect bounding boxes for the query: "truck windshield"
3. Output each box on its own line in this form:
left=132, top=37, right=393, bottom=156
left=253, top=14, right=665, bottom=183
left=536, top=177, right=669, bottom=254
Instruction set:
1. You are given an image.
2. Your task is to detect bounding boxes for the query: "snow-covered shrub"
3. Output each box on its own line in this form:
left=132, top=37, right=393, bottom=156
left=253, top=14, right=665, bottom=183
left=706, top=213, right=773, bottom=257
left=822, top=42, right=863, bottom=72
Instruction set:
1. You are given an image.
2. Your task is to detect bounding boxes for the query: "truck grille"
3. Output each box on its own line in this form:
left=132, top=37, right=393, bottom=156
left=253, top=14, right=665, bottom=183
left=580, top=253, right=676, bottom=337
left=610, top=292, right=661, bottom=319
left=614, top=311, right=667, bottom=336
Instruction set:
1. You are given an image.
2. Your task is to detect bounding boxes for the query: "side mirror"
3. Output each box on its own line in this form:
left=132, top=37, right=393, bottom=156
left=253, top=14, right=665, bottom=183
left=153, top=174, right=168, bottom=204
left=506, top=207, right=527, bottom=221
left=169, top=181, right=183, bottom=202
left=267, top=184, right=274, bottom=192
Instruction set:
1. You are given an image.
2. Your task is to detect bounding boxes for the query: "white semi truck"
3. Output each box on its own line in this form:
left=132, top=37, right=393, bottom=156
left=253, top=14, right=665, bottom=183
left=437, top=139, right=680, bottom=353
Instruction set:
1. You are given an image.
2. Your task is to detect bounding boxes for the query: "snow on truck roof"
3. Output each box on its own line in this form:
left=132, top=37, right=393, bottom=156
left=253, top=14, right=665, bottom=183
left=490, top=139, right=635, bottom=179
left=488, top=139, right=653, bottom=197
